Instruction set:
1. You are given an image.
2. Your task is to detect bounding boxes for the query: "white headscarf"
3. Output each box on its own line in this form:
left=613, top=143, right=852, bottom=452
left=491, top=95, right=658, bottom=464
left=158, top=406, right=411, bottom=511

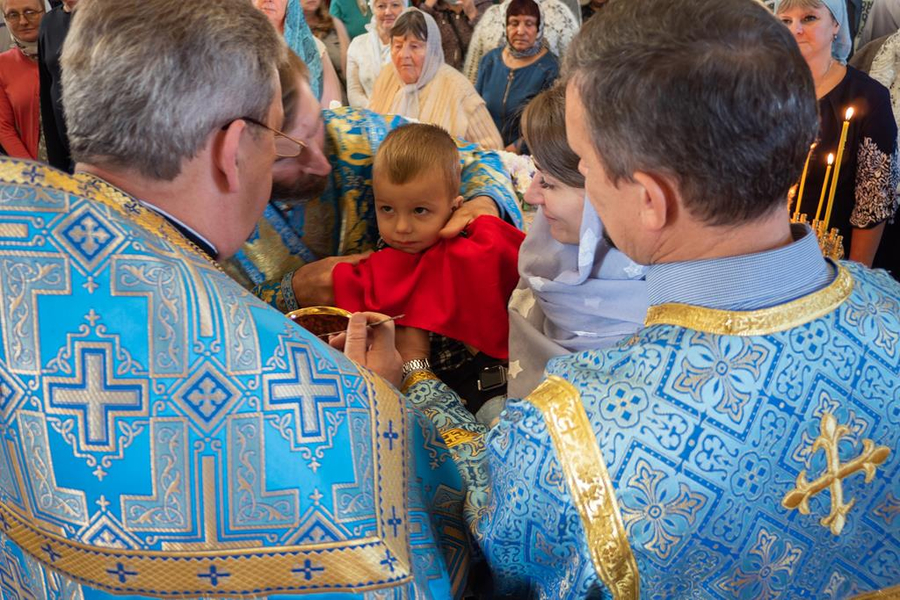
left=773, top=0, right=852, bottom=63
left=389, top=7, right=444, bottom=120
left=366, top=0, right=410, bottom=67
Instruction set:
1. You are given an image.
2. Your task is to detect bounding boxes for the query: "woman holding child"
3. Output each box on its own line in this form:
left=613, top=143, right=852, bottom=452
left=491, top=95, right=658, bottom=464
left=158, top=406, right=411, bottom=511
left=368, top=7, right=504, bottom=150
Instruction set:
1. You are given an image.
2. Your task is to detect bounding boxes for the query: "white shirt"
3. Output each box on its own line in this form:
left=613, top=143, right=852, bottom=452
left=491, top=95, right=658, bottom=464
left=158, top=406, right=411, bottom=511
left=346, top=30, right=392, bottom=108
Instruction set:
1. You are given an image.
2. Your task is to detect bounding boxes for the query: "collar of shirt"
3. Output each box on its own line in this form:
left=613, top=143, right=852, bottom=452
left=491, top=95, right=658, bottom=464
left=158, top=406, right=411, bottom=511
left=646, top=224, right=835, bottom=311
left=139, top=201, right=218, bottom=260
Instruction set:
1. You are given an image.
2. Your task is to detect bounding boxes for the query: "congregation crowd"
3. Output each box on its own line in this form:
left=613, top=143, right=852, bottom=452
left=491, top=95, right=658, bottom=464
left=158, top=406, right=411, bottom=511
left=0, top=0, right=899, bottom=597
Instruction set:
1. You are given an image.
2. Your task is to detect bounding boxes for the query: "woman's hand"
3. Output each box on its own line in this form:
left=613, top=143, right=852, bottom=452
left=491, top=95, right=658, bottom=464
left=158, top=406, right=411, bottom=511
left=332, top=312, right=403, bottom=387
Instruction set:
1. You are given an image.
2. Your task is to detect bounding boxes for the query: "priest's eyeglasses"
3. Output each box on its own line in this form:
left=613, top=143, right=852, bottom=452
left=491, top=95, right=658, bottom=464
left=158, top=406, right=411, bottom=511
left=231, top=117, right=307, bottom=159
left=4, top=8, right=44, bottom=22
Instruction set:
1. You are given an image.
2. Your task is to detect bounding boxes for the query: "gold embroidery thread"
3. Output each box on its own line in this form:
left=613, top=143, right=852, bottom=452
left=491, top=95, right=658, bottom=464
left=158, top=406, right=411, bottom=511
left=529, top=376, right=639, bottom=600
left=645, top=266, right=853, bottom=336
left=782, top=413, right=891, bottom=535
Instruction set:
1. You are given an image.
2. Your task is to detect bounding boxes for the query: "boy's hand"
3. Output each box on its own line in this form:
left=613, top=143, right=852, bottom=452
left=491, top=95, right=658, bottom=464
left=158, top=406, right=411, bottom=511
left=439, top=196, right=499, bottom=238
left=292, top=252, right=372, bottom=307
left=395, top=326, right=430, bottom=362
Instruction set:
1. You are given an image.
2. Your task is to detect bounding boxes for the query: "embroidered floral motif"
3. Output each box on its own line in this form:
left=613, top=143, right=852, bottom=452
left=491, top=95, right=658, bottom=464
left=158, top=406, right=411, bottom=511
left=620, top=459, right=706, bottom=561
left=716, top=528, right=803, bottom=598
left=851, top=137, right=899, bottom=228
left=672, top=334, right=769, bottom=424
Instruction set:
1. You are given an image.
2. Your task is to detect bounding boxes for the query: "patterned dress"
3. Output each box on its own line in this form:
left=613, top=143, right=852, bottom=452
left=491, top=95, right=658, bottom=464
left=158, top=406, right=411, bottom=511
left=408, top=229, right=900, bottom=598
left=791, top=68, right=899, bottom=257
left=0, top=157, right=470, bottom=599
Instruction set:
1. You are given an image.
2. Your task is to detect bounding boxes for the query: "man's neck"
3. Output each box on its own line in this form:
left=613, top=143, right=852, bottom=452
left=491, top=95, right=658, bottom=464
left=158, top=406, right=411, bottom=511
left=76, top=162, right=220, bottom=259
left=650, top=206, right=794, bottom=264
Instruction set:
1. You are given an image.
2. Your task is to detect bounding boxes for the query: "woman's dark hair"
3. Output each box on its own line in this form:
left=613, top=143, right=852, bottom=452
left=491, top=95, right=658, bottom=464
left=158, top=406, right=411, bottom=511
left=391, top=9, right=428, bottom=41
left=522, top=86, right=584, bottom=189
left=506, top=0, right=540, bottom=27
left=307, top=0, right=336, bottom=40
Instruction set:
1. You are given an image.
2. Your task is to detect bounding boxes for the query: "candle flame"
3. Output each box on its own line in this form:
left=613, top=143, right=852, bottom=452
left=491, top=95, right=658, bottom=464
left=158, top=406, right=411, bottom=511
left=827, top=153, right=835, bottom=165
left=845, top=107, right=854, bottom=120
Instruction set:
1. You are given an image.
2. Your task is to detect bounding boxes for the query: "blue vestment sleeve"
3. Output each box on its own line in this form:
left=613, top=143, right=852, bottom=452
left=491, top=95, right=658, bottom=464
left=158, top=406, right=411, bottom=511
left=456, top=140, right=524, bottom=229
left=406, top=379, right=600, bottom=597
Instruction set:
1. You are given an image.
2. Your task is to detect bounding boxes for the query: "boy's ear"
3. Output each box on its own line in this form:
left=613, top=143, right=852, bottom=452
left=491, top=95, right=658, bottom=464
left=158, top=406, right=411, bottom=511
left=451, top=195, right=464, bottom=210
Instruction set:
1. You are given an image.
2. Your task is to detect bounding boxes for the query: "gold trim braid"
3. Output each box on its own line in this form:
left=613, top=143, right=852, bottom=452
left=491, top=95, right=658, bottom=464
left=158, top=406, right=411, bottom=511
left=528, top=376, right=639, bottom=600
left=854, top=585, right=900, bottom=599
left=645, top=266, right=854, bottom=336
left=0, top=501, right=410, bottom=596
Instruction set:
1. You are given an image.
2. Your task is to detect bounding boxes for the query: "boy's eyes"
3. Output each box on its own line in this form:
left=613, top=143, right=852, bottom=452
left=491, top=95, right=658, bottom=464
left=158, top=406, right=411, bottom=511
left=378, top=205, right=394, bottom=213
left=413, top=207, right=430, bottom=215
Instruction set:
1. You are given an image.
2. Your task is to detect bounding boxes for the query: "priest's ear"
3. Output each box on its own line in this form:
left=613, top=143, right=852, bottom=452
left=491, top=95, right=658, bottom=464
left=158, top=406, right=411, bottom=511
left=451, top=196, right=464, bottom=211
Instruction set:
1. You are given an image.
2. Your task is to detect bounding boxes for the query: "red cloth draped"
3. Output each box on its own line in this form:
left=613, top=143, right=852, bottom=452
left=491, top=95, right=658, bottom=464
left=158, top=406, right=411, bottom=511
left=333, top=215, right=525, bottom=359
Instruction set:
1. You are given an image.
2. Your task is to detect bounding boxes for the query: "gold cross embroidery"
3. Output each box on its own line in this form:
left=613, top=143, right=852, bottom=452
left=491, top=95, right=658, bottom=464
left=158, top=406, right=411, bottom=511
left=782, top=413, right=891, bottom=535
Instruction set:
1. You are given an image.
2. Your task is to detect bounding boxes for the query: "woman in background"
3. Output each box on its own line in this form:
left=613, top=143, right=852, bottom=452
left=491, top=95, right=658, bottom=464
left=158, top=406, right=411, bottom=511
left=475, top=0, right=558, bottom=153
left=776, top=0, right=898, bottom=266
left=253, top=0, right=343, bottom=106
left=345, top=0, right=405, bottom=107
left=0, top=0, right=45, bottom=160
left=368, top=8, right=502, bottom=149
left=303, top=0, right=350, bottom=91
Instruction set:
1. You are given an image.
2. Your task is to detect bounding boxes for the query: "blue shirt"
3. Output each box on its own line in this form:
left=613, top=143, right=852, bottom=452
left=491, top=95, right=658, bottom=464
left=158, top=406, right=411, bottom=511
left=475, top=48, right=559, bottom=148
left=647, top=224, right=834, bottom=310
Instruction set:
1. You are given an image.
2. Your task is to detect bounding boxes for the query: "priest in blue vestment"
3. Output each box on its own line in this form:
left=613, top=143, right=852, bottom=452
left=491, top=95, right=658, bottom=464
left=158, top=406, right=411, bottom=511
left=395, top=0, right=900, bottom=597
left=0, top=0, right=469, bottom=597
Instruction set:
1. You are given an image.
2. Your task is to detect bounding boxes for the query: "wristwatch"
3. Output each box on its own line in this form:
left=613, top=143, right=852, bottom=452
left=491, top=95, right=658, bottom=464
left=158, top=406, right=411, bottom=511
left=401, top=358, right=432, bottom=379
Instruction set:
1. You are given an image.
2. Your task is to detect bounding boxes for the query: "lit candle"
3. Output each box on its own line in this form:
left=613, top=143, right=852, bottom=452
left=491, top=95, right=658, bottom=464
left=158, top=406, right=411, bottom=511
left=794, top=142, right=818, bottom=221
left=824, top=107, right=855, bottom=230
left=815, top=153, right=835, bottom=223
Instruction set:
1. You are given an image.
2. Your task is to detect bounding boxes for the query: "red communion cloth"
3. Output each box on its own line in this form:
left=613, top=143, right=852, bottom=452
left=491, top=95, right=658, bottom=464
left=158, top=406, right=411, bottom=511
left=333, top=215, right=525, bottom=359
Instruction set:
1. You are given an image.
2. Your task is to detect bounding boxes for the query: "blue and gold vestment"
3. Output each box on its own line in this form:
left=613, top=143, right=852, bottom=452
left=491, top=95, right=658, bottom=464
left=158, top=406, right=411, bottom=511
left=225, top=107, right=522, bottom=310
left=409, top=258, right=900, bottom=598
left=0, top=157, right=469, bottom=599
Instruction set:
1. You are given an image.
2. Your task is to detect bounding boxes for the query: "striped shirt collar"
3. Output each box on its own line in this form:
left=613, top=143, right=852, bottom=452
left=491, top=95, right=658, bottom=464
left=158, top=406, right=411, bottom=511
left=647, top=224, right=835, bottom=311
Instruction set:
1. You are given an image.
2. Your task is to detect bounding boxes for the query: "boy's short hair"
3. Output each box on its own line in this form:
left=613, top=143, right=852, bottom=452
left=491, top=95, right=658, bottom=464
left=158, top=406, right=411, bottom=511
left=373, top=124, right=461, bottom=198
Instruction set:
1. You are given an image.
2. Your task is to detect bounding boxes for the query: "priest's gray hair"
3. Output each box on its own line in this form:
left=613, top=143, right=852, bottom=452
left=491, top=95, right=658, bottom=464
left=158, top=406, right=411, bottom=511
left=565, top=0, right=819, bottom=226
left=61, top=0, right=287, bottom=180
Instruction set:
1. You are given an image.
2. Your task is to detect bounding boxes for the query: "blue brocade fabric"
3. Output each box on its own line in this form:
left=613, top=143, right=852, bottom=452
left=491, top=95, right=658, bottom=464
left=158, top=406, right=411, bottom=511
left=0, top=158, right=469, bottom=599
left=410, top=262, right=900, bottom=599
left=227, top=108, right=522, bottom=307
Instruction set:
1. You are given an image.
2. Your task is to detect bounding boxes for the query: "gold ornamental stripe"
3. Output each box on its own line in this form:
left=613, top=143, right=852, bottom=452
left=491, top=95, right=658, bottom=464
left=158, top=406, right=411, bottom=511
left=528, top=376, right=639, bottom=600
left=645, top=266, right=854, bottom=336
left=400, top=369, right=439, bottom=394
left=0, top=501, right=410, bottom=596
left=854, top=585, right=900, bottom=599
left=360, top=368, right=412, bottom=568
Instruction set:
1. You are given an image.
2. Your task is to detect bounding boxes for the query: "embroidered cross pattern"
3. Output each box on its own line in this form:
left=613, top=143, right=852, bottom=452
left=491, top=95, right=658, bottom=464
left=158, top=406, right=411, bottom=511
left=107, top=562, right=138, bottom=584
left=782, top=413, right=891, bottom=535
left=291, top=559, right=324, bottom=581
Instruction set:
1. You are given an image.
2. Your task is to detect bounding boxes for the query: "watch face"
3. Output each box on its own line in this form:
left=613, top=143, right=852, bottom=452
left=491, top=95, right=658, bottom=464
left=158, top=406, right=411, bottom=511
left=478, top=365, right=506, bottom=391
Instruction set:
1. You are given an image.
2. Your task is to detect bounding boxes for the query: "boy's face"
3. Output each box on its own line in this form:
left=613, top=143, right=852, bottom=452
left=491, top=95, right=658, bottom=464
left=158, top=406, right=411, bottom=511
left=374, top=170, right=462, bottom=254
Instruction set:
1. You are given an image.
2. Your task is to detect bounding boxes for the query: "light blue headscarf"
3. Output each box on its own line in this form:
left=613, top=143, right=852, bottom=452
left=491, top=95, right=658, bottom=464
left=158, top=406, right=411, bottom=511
left=773, top=0, right=852, bottom=63
left=507, top=199, right=648, bottom=398
left=284, top=0, right=325, bottom=99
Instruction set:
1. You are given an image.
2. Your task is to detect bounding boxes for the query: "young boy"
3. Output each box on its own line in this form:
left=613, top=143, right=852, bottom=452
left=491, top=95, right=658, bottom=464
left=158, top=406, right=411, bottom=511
left=332, top=123, right=524, bottom=367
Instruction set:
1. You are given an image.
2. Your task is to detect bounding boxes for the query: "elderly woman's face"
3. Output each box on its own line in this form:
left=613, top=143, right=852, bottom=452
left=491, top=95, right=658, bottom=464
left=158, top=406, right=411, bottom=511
left=253, top=0, right=289, bottom=29
left=2, top=0, right=44, bottom=43
left=374, top=0, right=405, bottom=37
left=507, top=14, right=538, bottom=52
left=777, top=4, right=839, bottom=63
left=392, top=32, right=427, bottom=85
